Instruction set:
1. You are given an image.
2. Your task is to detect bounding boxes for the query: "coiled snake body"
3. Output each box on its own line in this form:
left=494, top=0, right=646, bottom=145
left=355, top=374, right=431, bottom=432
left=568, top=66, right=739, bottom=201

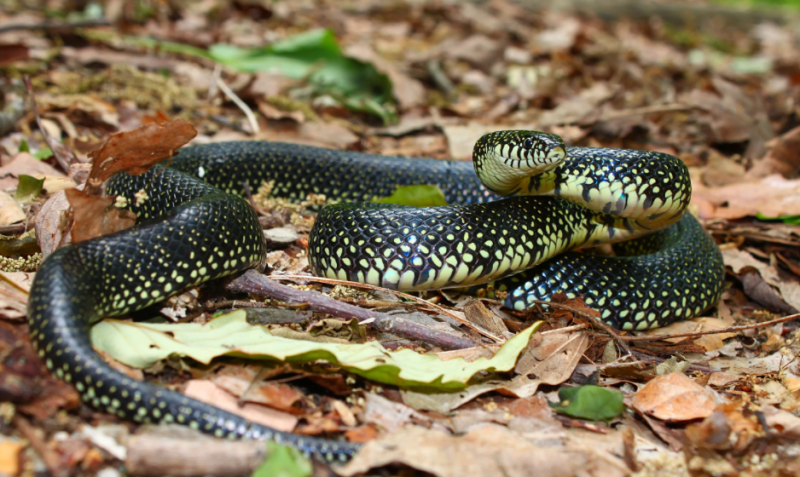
left=27, top=132, right=724, bottom=461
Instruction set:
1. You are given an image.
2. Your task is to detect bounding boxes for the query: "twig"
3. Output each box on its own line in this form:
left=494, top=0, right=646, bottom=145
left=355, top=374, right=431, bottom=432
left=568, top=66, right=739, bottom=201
left=13, top=414, right=67, bottom=477
left=23, top=76, right=78, bottom=172
left=540, top=323, right=589, bottom=335
left=227, top=270, right=478, bottom=350
left=0, top=221, right=33, bottom=235
left=617, top=313, right=800, bottom=342
left=597, top=103, right=695, bottom=122
left=273, top=274, right=505, bottom=343
left=525, top=299, right=633, bottom=357
left=213, top=65, right=260, bottom=135
left=0, top=18, right=111, bottom=34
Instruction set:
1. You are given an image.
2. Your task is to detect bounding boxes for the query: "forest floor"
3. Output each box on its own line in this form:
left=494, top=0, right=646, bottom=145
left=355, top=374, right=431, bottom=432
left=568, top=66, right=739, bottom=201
left=2, top=1, right=800, bottom=476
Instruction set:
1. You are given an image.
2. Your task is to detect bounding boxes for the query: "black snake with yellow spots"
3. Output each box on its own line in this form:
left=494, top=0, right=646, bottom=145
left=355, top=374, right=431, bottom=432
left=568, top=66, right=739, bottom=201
left=27, top=131, right=724, bottom=462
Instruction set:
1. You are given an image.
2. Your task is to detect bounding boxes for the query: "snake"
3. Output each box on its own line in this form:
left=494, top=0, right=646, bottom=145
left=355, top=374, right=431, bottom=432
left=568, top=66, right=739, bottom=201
left=27, top=131, right=725, bottom=462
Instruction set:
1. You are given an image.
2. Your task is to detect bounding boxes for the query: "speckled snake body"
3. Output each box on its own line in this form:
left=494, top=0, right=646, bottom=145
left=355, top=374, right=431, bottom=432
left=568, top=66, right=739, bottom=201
left=27, top=134, right=725, bottom=461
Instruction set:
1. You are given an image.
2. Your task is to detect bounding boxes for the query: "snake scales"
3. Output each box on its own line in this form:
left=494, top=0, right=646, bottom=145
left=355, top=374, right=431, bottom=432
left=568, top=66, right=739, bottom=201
left=27, top=131, right=725, bottom=461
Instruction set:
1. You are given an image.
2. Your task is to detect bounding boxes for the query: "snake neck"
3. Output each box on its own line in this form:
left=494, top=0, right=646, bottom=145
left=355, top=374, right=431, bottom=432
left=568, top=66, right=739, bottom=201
left=510, top=147, right=692, bottom=234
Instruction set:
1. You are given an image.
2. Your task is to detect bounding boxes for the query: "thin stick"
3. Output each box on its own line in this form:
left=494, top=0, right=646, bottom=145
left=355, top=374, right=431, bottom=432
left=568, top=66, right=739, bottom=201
left=525, top=299, right=633, bottom=357
left=617, top=313, right=800, bottom=342
left=273, top=274, right=505, bottom=343
left=228, top=270, right=478, bottom=350
left=213, top=66, right=260, bottom=135
left=13, top=414, right=67, bottom=477
left=597, top=103, right=695, bottom=122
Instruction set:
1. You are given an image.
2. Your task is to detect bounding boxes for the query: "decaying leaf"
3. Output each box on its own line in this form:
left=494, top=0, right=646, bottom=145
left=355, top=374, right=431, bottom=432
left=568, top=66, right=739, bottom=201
left=65, top=189, right=136, bottom=243
left=87, top=118, right=197, bottom=183
left=338, top=425, right=626, bottom=477
left=630, top=373, right=716, bottom=421
left=91, top=311, right=541, bottom=391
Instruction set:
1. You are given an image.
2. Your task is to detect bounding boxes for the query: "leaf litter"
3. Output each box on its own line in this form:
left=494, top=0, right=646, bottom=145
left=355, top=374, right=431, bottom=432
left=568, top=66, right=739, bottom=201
left=2, top=0, right=800, bottom=476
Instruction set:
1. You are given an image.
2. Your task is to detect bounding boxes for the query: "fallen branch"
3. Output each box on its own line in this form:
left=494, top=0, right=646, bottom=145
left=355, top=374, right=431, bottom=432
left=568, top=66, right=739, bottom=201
left=273, top=274, right=505, bottom=343
left=227, top=270, right=478, bottom=350
left=13, top=414, right=66, bottom=477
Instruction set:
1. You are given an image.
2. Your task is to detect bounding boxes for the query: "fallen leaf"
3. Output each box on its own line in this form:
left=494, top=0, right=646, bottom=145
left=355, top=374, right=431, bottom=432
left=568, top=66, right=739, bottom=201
left=402, top=331, right=587, bottom=414
left=338, top=424, right=627, bottom=477
left=0, top=43, right=29, bottom=67
left=0, top=152, right=66, bottom=190
left=0, top=440, right=23, bottom=476
left=630, top=373, right=716, bottom=421
left=645, top=318, right=738, bottom=352
left=685, top=402, right=761, bottom=451
left=345, top=44, right=425, bottom=110
left=446, top=34, right=504, bottom=70
left=65, top=189, right=136, bottom=243
left=363, top=392, right=449, bottom=434
left=537, top=83, right=614, bottom=127
left=693, top=174, right=800, bottom=220
left=183, top=380, right=298, bottom=432
left=91, top=311, right=542, bottom=392
left=722, top=248, right=800, bottom=312
left=210, top=365, right=304, bottom=413
left=747, top=125, right=800, bottom=179
left=462, top=300, right=508, bottom=335
left=0, top=191, right=25, bottom=226
left=88, top=118, right=197, bottom=183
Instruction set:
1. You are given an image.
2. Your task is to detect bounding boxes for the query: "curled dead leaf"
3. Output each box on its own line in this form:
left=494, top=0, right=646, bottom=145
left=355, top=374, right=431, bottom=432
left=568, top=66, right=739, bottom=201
left=88, top=118, right=197, bottom=183
left=685, top=401, right=762, bottom=452
left=630, top=372, right=716, bottom=421
left=65, top=189, right=136, bottom=243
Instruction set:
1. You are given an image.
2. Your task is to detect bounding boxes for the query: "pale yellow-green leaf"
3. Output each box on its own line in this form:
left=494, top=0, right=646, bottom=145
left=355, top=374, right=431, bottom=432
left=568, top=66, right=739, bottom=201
left=91, top=311, right=541, bottom=391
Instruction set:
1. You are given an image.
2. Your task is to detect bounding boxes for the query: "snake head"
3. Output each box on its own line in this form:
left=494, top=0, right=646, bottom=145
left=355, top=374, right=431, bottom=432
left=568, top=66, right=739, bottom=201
left=473, top=130, right=566, bottom=196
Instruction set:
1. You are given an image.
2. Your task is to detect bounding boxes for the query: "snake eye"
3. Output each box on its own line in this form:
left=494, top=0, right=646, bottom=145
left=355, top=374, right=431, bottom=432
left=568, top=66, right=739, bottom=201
left=523, top=138, right=533, bottom=149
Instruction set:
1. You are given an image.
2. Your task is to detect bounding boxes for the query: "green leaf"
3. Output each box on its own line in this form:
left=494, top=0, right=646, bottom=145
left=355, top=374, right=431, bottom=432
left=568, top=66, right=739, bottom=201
left=373, top=185, right=449, bottom=207
left=32, top=147, right=53, bottom=160
left=251, top=442, right=312, bottom=477
left=18, top=140, right=30, bottom=153
left=554, top=385, right=624, bottom=421
left=14, top=175, right=45, bottom=204
left=756, top=212, right=800, bottom=225
left=91, top=311, right=542, bottom=392
left=207, top=29, right=394, bottom=122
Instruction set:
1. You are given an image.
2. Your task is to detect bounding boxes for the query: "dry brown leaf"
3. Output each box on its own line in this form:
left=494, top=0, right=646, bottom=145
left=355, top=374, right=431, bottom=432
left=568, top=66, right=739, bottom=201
left=692, top=174, right=800, bottom=220
left=463, top=300, right=508, bottom=335
left=88, top=118, right=197, bottom=183
left=446, top=34, right=504, bottom=70
left=722, top=248, right=800, bottom=312
left=0, top=43, right=29, bottom=67
left=630, top=373, right=716, bottom=421
left=681, top=77, right=774, bottom=158
left=685, top=402, right=761, bottom=451
left=210, top=365, right=304, bottom=414
left=739, top=272, right=797, bottom=313
left=183, top=380, right=297, bottom=432
left=345, top=44, right=425, bottom=110
left=338, top=424, right=627, bottom=477
left=515, top=331, right=589, bottom=381
left=363, top=393, right=449, bottom=434
left=645, top=318, right=738, bottom=352
left=402, top=331, right=587, bottom=414
left=700, top=152, right=747, bottom=188
left=0, top=190, right=25, bottom=226
left=537, top=83, right=614, bottom=127
left=747, top=124, right=800, bottom=179
left=65, top=189, right=135, bottom=243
